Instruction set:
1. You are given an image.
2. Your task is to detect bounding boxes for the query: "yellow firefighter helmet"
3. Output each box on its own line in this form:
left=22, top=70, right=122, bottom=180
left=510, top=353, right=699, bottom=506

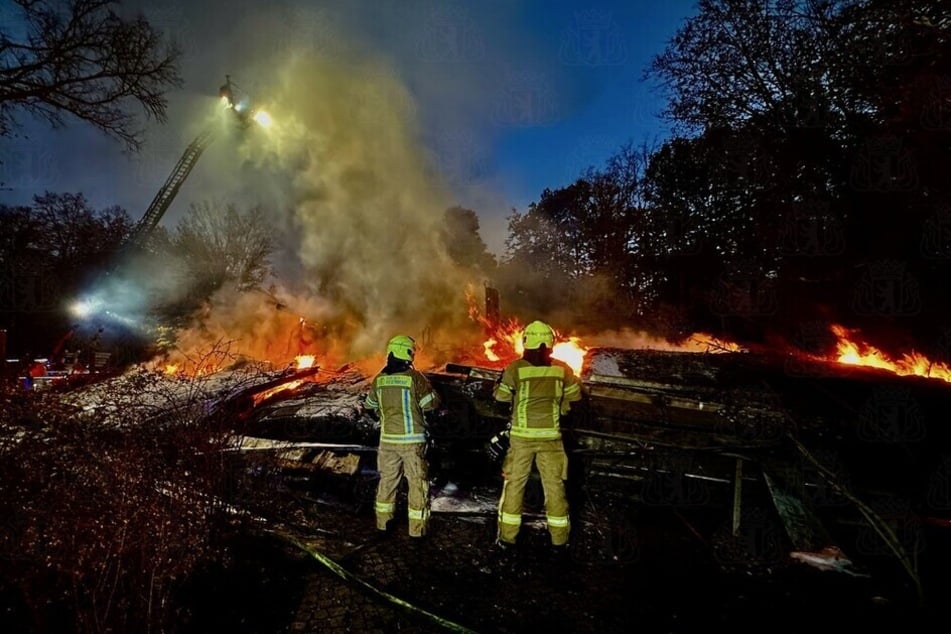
left=523, top=320, right=555, bottom=350
left=386, top=335, right=416, bottom=361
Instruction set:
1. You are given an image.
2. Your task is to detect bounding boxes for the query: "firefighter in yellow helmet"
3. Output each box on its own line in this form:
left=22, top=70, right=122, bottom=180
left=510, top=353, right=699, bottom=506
left=364, top=335, right=441, bottom=537
left=492, top=320, right=583, bottom=549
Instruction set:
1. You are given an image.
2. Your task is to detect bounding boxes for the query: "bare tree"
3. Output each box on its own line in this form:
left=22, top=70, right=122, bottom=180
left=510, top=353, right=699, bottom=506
left=174, top=199, right=275, bottom=294
left=0, top=0, right=181, bottom=151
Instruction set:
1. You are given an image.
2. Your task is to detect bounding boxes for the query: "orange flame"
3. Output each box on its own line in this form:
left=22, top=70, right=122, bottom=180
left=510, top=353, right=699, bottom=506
left=467, top=301, right=588, bottom=374
left=552, top=337, right=588, bottom=375
left=295, top=354, right=316, bottom=369
left=830, top=324, right=951, bottom=383
left=252, top=380, right=304, bottom=407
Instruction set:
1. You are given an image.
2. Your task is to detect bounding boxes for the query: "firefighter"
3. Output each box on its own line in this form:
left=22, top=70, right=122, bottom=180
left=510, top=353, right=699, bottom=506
left=493, top=320, right=583, bottom=550
left=364, top=335, right=440, bottom=538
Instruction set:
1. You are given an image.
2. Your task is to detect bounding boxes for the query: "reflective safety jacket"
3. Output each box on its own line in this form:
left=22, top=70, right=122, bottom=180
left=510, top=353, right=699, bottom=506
left=365, top=369, right=440, bottom=444
left=492, top=358, right=582, bottom=440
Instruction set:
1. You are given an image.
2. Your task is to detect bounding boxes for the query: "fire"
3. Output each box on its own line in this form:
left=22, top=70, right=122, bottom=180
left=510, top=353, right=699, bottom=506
left=164, top=364, right=179, bottom=375
left=467, top=300, right=588, bottom=374
left=552, top=338, right=587, bottom=375
left=295, top=354, right=316, bottom=369
left=252, top=379, right=304, bottom=407
left=830, top=324, right=951, bottom=383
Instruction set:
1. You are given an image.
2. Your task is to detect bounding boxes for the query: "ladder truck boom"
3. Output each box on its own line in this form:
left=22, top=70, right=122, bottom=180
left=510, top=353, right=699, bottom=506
left=124, top=126, right=216, bottom=248
left=123, top=76, right=264, bottom=250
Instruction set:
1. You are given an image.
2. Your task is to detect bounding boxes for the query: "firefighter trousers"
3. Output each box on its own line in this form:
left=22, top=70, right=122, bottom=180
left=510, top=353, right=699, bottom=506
left=497, top=437, right=570, bottom=546
left=375, top=442, right=430, bottom=537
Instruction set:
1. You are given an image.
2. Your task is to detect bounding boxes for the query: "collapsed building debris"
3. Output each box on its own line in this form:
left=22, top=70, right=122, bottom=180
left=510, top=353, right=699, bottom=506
left=425, top=347, right=951, bottom=596
left=30, top=342, right=951, bottom=611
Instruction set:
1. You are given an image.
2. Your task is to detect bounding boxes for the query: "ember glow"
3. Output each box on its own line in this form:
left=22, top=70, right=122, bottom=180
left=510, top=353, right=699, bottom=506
left=252, top=380, right=305, bottom=407
left=830, top=324, right=951, bottom=383
left=295, top=354, right=316, bottom=369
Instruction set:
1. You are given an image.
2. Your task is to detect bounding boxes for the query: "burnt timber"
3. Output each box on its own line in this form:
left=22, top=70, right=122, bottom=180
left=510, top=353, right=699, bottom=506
left=425, top=348, right=951, bottom=591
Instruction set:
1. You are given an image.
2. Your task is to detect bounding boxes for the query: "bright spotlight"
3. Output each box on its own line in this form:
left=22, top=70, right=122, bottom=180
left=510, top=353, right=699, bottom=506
left=69, top=300, right=92, bottom=318
left=252, top=110, right=273, bottom=128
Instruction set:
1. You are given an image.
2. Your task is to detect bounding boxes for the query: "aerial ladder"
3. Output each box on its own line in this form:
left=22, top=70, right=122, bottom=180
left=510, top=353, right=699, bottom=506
left=124, top=127, right=217, bottom=248
left=123, top=76, right=264, bottom=251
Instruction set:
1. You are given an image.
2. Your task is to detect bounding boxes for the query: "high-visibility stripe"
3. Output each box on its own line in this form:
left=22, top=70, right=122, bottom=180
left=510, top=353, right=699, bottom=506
left=500, top=512, right=522, bottom=526
left=380, top=433, right=426, bottom=444
left=401, top=386, right=412, bottom=435
left=373, top=374, right=426, bottom=442
left=495, top=383, right=513, bottom=399
left=419, top=392, right=436, bottom=408
left=546, top=514, right=569, bottom=528
left=563, top=382, right=581, bottom=399
left=408, top=507, right=430, bottom=521
left=509, top=427, right=561, bottom=439
left=517, top=366, right=566, bottom=380
left=512, top=365, right=564, bottom=434
left=375, top=501, right=395, bottom=513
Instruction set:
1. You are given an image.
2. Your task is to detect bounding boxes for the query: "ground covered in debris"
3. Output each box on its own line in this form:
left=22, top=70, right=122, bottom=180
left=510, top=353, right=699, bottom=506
left=4, top=355, right=951, bottom=633
left=177, top=472, right=948, bottom=634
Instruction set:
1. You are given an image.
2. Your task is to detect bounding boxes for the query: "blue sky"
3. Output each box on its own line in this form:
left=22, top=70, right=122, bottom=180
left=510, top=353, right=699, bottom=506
left=0, top=0, right=699, bottom=254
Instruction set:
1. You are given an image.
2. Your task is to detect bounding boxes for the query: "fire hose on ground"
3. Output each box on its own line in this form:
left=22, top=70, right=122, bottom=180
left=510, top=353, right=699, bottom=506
left=270, top=529, right=479, bottom=634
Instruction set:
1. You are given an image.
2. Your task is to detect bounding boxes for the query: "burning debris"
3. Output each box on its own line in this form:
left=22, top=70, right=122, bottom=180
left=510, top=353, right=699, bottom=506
left=6, top=308, right=951, bottom=632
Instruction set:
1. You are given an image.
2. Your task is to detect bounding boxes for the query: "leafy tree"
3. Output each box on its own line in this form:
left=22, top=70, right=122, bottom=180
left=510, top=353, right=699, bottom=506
left=0, top=0, right=181, bottom=151
left=440, top=206, right=497, bottom=275
left=501, top=143, right=652, bottom=326
left=642, top=0, right=950, bottom=347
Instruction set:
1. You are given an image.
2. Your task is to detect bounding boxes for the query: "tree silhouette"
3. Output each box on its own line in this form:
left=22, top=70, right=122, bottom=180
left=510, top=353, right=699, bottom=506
left=0, top=192, right=134, bottom=356
left=0, top=0, right=181, bottom=151
left=640, top=0, right=950, bottom=348
left=440, top=206, right=497, bottom=275
left=172, top=199, right=275, bottom=298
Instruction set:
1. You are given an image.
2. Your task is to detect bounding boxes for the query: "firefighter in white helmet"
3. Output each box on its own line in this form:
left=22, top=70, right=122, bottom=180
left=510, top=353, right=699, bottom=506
left=364, top=335, right=440, bottom=537
left=492, top=320, right=583, bottom=550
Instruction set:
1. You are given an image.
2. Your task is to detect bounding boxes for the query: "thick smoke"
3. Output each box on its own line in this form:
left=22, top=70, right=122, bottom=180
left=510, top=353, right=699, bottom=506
left=163, top=49, right=485, bottom=370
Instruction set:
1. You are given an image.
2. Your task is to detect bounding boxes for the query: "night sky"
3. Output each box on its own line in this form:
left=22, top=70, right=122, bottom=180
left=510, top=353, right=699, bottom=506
left=0, top=0, right=699, bottom=254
